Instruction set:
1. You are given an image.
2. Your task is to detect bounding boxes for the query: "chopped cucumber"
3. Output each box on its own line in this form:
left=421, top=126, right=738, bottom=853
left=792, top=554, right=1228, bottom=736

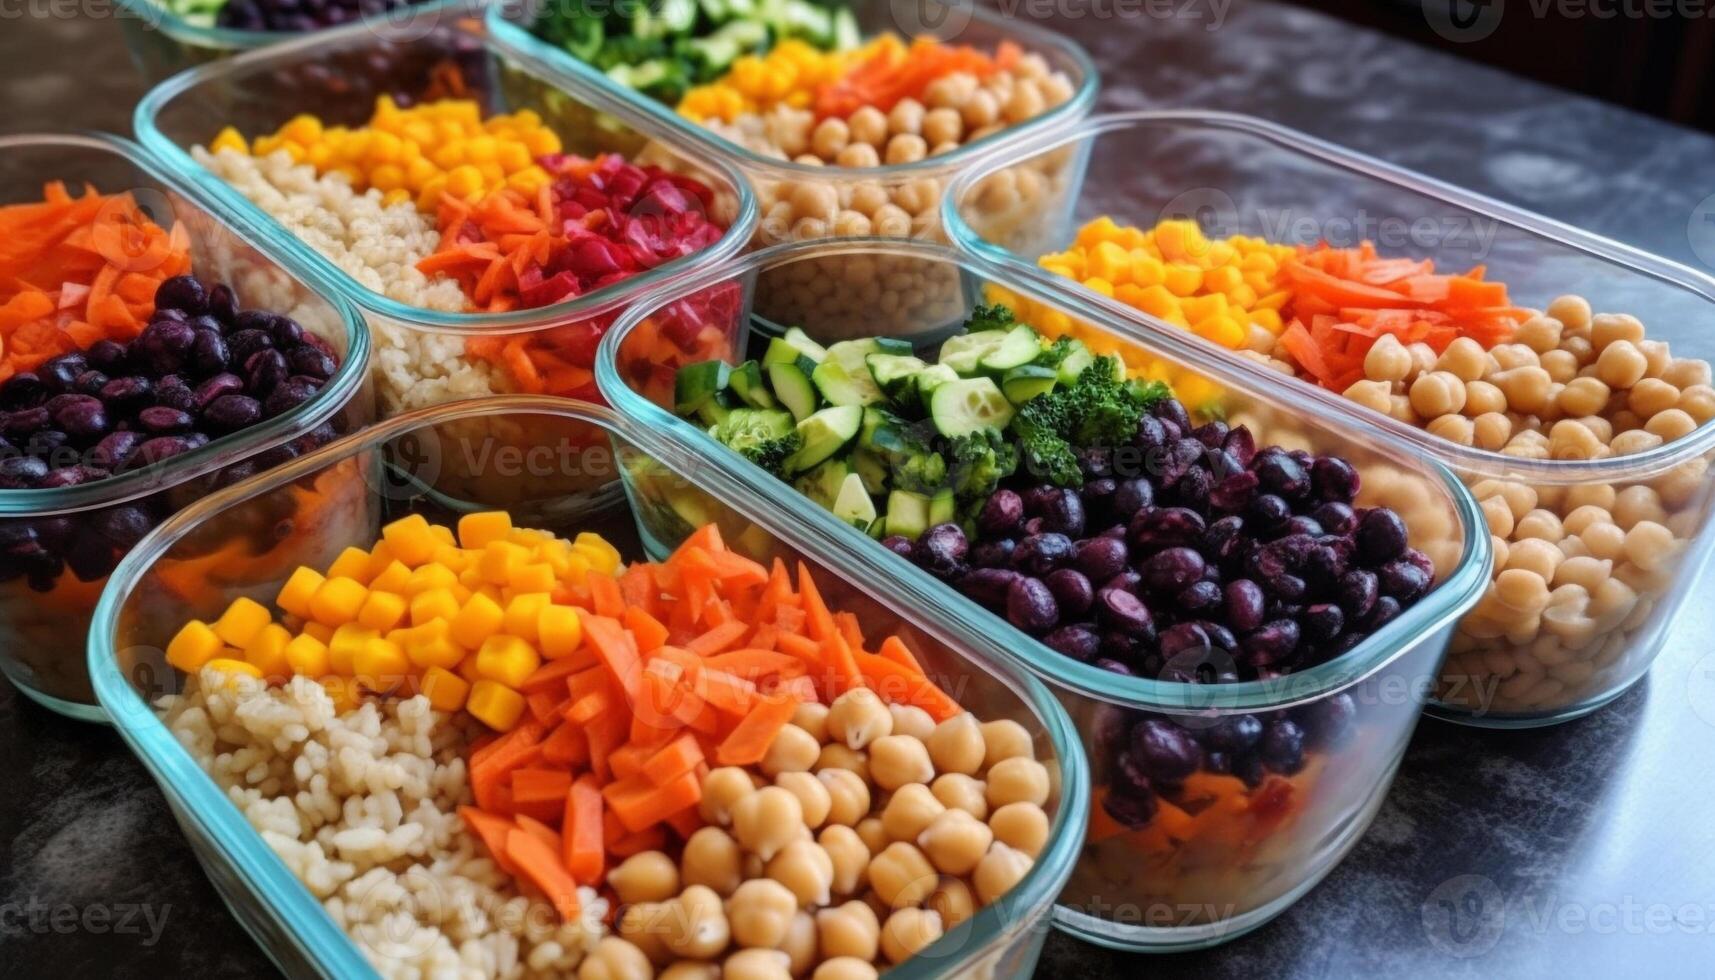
left=832, top=472, right=878, bottom=531
left=783, top=404, right=862, bottom=474
left=930, top=377, right=1015, bottom=438
left=727, top=360, right=775, bottom=409
left=873, top=337, right=915, bottom=356
left=928, top=488, right=957, bottom=527
left=1055, top=345, right=1096, bottom=385
left=767, top=360, right=819, bottom=421
left=763, top=336, right=813, bottom=366
left=913, top=363, right=960, bottom=397
left=781, top=326, right=828, bottom=362
left=865, top=354, right=929, bottom=400
left=811, top=357, right=883, bottom=407
left=937, top=330, right=1013, bottom=376
left=793, top=457, right=850, bottom=510
left=978, top=324, right=1044, bottom=374
left=885, top=490, right=931, bottom=540
left=851, top=449, right=889, bottom=495
left=1001, top=364, right=1058, bottom=405
left=674, top=360, right=730, bottom=417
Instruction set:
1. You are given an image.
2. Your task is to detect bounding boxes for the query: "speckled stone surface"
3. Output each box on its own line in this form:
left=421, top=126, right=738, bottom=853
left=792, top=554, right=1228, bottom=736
left=4, top=3, right=1715, bottom=976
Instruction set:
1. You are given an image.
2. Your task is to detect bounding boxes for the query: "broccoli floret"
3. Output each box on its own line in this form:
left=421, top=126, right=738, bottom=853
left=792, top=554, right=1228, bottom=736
left=1033, top=335, right=1079, bottom=369
left=963, top=303, right=1017, bottom=334
left=1010, top=356, right=1168, bottom=487
left=945, top=428, right=1019, bottom=503
left=741, top=433, right=802, bottom=478
left=893, top=451, right=949, bottom=495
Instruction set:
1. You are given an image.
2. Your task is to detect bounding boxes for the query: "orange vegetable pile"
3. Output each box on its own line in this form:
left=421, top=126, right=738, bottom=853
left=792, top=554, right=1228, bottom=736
left=1275, top=241, right=1529, bottom=391
left=0, top=182, right=192, bottom=381
left=458, top=520, right=963, bottom=920
left=814, top=36, right=1021, bottom=119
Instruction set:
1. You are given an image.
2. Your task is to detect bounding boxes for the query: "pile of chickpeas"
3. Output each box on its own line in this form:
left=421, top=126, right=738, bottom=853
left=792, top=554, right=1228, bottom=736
left=1293, top=294, right=1715, bottom=714
left=576, top=689, right=1053, bottom=980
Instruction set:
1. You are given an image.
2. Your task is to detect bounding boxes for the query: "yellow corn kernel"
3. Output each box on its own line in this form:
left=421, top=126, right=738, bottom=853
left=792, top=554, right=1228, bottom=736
left=403, top=619, right=465, bottom=670
left=275, top=566, right=325, bottom=619
left=213, top=597, right=273, bottom=649
left=467, top=679, right=526, bottom=732
left=420, top=666, right=470, bottom=713
left=354, top=638, right=411, bottom=690
left=205, top=658, right=263, bottom=683
left=503, top=593, right=551, bottom=643
left=451, top=592, right=506, bottom=649
left=303, top=621, right=334, bottom=644
left=326, top=546, right=373, bottom=583
left=445, top=164, right=484, bottom=200
left=509, top=562, right=556, bottom=595
left=210, top=126, right=249, bottom=155
left=309, top=577, right=368, bottom=626
left=369, top=560, right=413, bottom=595
left=1250, top=308, right=1283, bottom=333
left=1129, top=284, right=1181, bottom=320
left=166, top=620, right=224, bottom=674
left=284, top=633, right=331, bottom=677
left=454, top=511, right=514, bottom=552
left=430, top=545, right=470, bottom=575
left=410, top=588, right=461, bottom=627
left=357, top=590, right=409, bottom=632
left=328, top=624, right=378, bottom=675
left=243, top=623, right=294, bottom=680
left=479, top=541, right=529, bottom=586
left=475, top=634, right=539, bottom=689
left=538, top=606, right=583, bottom=660
left=381, top=514, right=439, bottom=567
left=573, top=533, right=621, bottom=574
left=405, top=562, right=460, bottom=597
left=456, top=652, right=484, bottom=685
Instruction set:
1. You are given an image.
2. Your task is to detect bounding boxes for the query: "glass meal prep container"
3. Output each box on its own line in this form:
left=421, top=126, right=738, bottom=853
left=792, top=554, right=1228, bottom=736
left=945, top=110, right=1715, bottom=729
left=113, top=0, right=480, bottom=84
left=595, top=237, right=1491, bottom=951
left=0, top=133, right=374, bottom=721
left=134, top=15, right=758, bottom=515
left=488, top=0, right=1097, bottom=337
left=89, top=395, right=1088, bottom=980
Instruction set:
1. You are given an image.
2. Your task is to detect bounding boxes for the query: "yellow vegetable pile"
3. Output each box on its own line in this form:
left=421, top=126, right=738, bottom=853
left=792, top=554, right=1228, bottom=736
left=210, top=97, right=563, bottom=211
left=677, top=37, right=889, bottom=124
left=164, top=511, right=619, bottom=729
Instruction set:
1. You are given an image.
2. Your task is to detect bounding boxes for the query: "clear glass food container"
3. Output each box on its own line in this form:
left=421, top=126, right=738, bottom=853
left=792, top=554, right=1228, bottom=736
left=0, top=133, right=374, bottom=721
left=945, top=110, right=1715, bottom=729
left=135, top=15, right=758, bottom=513
left=488, top=0, right=1097, bottom=337
left=596, top=238, right=1491, bottom=950
left=89, top=395, right=1088, bottom=979
left=113, top=0, right=480, bottom=83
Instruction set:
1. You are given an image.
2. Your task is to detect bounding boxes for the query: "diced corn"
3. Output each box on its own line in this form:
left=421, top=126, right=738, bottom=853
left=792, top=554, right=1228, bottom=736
left=451, top=593, right=505, bottom=649
left=276, top=566, right=325, bottom=619
left=404, top=620, right=465, bottom=670
left=369, top=560, right=413, bottom=595
left=467, top=679, right=526, bottom=732
left=328, top=624, right=378, bottom=675
left=538, top=605, right=583, bottom=660
left=327, top=546, right=374, bottom=583
left=382, top=514, right=439, bottom=567
left=420, top=666, right=470, bottom=713
left=354, top=638, right=411, bottom=689
left=357, top=590, right=409, bottom=632
left=310, top=577, right=368, bottom=626
left=243, top=623, right=294, bottom=679
left=212, top=597, right=272, bottom=649
left=503, top=593, right=551, bottom=643
left=479, top=541, right=529, bottom=586
left=284, top=634, right=331, bottom=677
left=205, top=658, right=263, bottom=682
left=166, top=620, right=224, bottom=673
left=475, top=634, right=539, bottom=688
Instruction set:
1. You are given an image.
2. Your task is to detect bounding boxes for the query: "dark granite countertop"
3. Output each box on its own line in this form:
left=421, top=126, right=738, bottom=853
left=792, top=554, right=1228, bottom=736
left=4, top=2, right=1715, bottom=977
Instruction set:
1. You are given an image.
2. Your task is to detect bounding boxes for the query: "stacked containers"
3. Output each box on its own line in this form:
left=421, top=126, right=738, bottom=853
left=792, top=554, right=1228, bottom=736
left=944, top=111, right=1715, bottom=727
left=595, top=238, right=1490, bottom=950
left=89, top=396, right=1089, bottom=979
left=0, top=133, right=373, bottom=720
left=488, top=0, right=1097, bottom=336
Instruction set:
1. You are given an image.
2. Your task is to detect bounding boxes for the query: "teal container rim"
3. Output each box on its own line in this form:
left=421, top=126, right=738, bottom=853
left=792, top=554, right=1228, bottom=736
left=596, top=236, right=1494, bottom=713
left=942, top=109, right=1715, bottom=484
left=132, top=16, right=760, bottom=334
left=0, top=131, right=372, bottom=517
left=88, top=395, right=1089, bottom=979
left=487, top=0, right=1101, bottom=182
left=112, top=0, right=481, bottom=52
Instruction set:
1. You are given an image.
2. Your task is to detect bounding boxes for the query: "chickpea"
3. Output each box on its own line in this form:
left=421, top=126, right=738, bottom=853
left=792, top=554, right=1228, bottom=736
left=1590, top=312, right=1646, bottom=350
left=732, top=787, right=805, bottom=863
left=789, top=181, right=838, bottom=225
left=1553, top=556, right=1612, bottom=592
left=1494, top=366, right=1553, bottom=414
left=1003, top=79, right=1045, bottom=123
left=1555, top=376, right=1610, bottom=417
left=984, top=756, right=1051, bottom=809
left=1546, top=294, right=1593, bottom=333
left=1609, top=429, right=1663, bottom=456
left=869, top=735, right=935, bottom=791
left=834, top=143, right=881, bottom=170
left=921, top=107, right=965, bottom=148
left=665, top=885, right=732, bottom=960
left=1407, top=371, right=1466, bottom=418
left=619, top=902, right=674, bottom=966
left=827, top=688, right=893, bottom=750
left=988, top=801, right=1051, bottom=858
left=816, top=900, right=880, bottom=961
left=764, top=726, right=823, bottom=777
left=1548, top=419, right=1603, bottom=462
left=809, top=118, right=850, bottom=161
left=1344, top=379, right=1393, bottom=414
left=816, top=744, right=870, bottom=784
left=1665, top=358, right=1714, bottom=389
left=978, top=719, right=1033, bottom=770
left=1580, top=520, right=1627, bottom=562
left=1463, top=379, right=1507, bottom=417
left=812, top=958, right=878, bottom=980
left=1473, top=412, right=1513, bottom=450
left=723, top=949, right=791, bottom=980
left=579, top=937, right=655, bottom=980
left=868, top=841, right=939, bottom=908
left=1646, top=408, right=1698, bottom=442
left=683, top=827, right=745, bottom=896
left=1597, top=340, right=1649, bottom=389
left=1436, top=337, right=1489, bottom=382
left=1613, top=485, right=1667, bottom=528
left=886, top=704, right=935, bottom=742
left=782, top=911, right=817, bottom=975
left=847, top=106, right=888, bottom=148
left=661, top=964, right=719, bottom=980
left=818, top=824, right=871, bottom=896
left=881, top=782, right=946, bottom=842
left=880, top=908, right=944, bottom=964
left=727, top=879, right=798, bottom=949
left=1623, top=521, right=1678, bottom=571
left=1426, top=414, right=1474, bottom=446
left=611, top=851, right=681, bottom=905
left=919, top=715, right=982, bottom=779
left=817, top=768, right=871, bottom=827
left=1363, top=334, right=1412, bottom=382
left=887, top=98, right=925, bottom=137
left=1493, top=568, right=1550, bottom=614
left=972, top=841, right=1034, bottom=905
left=761, top=838, right=832, bottom=907
left=1565, top=482, right=1617, bottom=511
left=1514, top=314, right=1563, bottom=354
left=1541, top=348, right=1580, bottom=383
left=916, top=807, right=994, bottom=876
left=702, top=767, right=757, bottom=826
left=960, top=90, right=999, bottom=129
left=1627, top=377, right=1681, bottom=419
left=855, top=817, right=889, bottom=856
left=929, top=773, right=988, bottom=819
left=885, top=133, right=928, bottom=165
left=928, top=877, right=976, bottom=930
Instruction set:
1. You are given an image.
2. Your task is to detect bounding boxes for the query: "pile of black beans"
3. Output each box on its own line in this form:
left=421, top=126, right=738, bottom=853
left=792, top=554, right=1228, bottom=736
left=882, top=393, right=1431, bottom=828
left=0, top=275, right=341, bottom=588
left=217, top=0, right=428, bottom=32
